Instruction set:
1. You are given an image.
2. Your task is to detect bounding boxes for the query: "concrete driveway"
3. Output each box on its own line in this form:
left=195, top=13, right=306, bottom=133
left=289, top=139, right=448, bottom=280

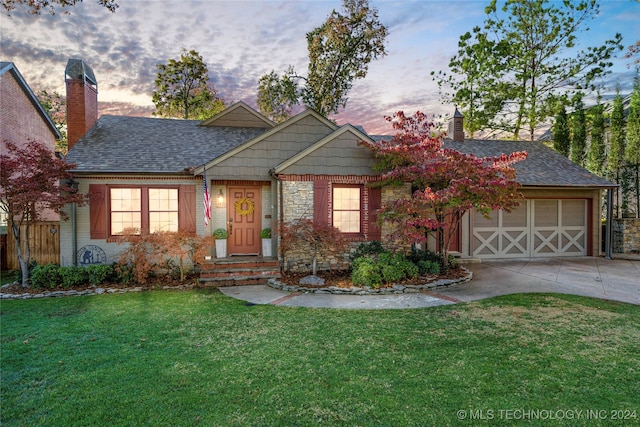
left=219, top=257, right=640, bottom=308
left=436, top=257, right=640, bottom=305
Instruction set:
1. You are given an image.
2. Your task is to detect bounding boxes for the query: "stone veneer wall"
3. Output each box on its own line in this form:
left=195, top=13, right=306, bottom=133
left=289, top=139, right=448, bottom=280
left=279, top=181, right=411, bottom=273
left=613, top=218, right=640, bottom=254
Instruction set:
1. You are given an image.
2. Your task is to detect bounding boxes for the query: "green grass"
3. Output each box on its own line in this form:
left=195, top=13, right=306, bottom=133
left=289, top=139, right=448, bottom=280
left=1, top=291, right=638, bottom=426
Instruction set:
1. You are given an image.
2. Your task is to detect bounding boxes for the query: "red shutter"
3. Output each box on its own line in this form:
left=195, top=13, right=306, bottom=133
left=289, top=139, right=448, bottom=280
left=179, top=185, right=196, bottom=233
left=313, top=180, right=329, bottom=226
left=89, top=184, right=107, bottom=239
left=368, top=187, right=382, bottom=241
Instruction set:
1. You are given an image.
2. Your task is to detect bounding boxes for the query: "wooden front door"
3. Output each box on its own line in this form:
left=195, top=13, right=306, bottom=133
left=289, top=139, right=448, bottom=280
left=227, top=187, right=261, bottom=255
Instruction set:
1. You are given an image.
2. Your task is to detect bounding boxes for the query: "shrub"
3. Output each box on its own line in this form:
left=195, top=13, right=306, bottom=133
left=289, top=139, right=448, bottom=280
left=86, top=264, right=115, bottom=286
left=30, top=263, right=62, bottom=289
left=213, top=228, right=228, bottom=239
left=351, top=251, right=419, bottom=288
left=59, top=266, right=88, bottom=288
left=260, top=228, right=272, bottom=238
left=351, top=257, right=383, bottom=288
left=409, top=248, right=457, bottom=272
left=349, top=240, right=385, bottom=261
left=417, top=260, right=440, bottom=275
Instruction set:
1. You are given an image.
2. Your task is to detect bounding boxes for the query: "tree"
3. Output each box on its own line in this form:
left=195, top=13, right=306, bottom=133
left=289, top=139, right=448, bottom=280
left=256, top=0, right=387, bottom=119
left=37, top=90, right=68, bottom=154
left=152, top=49, right=225, bottom=120
left=552, top=104, right=570, bottom=157
left=624, top=78, right=640, bottom=217
left=279, top=218, right=347, bottom=276
left=3, top=0, right=117, bottom=15
left=0, top=140, right=85, bottom=287
left=434, top=0, right=623, bottom=140
left=256, top=70, right=298, bottom=123
left=571, top=94, right=587, bottom=167
left=359, top=111, right=527, bottom=266
left=608, top=91, right=627, bottom=217
left=431, top=26, right=510, bottom=138
left=586, top=97, right=606, bottom=176
left=625, top=40, right=640, bottom=67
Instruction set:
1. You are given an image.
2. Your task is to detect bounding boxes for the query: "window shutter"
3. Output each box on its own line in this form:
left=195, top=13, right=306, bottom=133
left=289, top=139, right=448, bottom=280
left=179, top=185, right=196, bottom=233
left=313, top=180, right=329, bottom=226
left=89, top=184, right=107, bottom=239
left=368, top=187, right=382, bottom=241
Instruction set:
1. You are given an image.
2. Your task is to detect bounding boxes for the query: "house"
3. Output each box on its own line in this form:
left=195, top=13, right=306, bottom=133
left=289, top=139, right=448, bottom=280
left=1, top=61, right=63, bottom=269
left=59, top=59, right=615, bottom=272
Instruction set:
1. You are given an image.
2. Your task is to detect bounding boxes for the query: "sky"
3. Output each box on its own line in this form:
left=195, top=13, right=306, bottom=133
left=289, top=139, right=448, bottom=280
left=1, top=0, right=639, bottom=135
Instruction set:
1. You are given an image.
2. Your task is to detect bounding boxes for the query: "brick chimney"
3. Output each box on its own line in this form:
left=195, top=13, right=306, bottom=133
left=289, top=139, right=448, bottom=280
left=448, top=107, right=464, bottom=142
left=65, top=59, right=98, bottom=150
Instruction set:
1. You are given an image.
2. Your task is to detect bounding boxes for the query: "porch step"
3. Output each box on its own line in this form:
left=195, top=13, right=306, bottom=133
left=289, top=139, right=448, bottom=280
left=199, top=257, right=281, bottom=287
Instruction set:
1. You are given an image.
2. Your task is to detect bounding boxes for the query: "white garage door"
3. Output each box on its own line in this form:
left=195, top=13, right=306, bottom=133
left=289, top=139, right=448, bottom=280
left=472, top=200, right=587, bottom=259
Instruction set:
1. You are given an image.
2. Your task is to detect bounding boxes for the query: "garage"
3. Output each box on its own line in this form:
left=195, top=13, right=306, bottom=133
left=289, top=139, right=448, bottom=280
left=472, top=199, right=588, bottom=259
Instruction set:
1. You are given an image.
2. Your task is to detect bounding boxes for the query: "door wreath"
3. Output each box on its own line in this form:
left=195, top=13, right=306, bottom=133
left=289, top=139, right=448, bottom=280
left=234, top=197, right=254, bottom=216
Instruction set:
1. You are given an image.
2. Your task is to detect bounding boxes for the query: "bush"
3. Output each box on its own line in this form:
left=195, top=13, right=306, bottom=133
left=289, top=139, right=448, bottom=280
left=260, top=228, right=271, bottom=238
left=351, top=257, right=383, bottom=288
left=30, top=263, right=62, bottom=289
left=86, top=264, right=115, bottom=286
left=417, top=260, right=440, bottom=275
left=59, top=266, right=88, bottom=288
left=349, top=240, right=385, bottom=261
left=351, top=251, right=419, bottom=288
left=409, top=248, right=457, bottom=272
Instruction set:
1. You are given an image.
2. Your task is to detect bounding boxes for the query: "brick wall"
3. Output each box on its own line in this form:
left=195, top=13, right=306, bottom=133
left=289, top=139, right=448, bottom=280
left=1, top=71, right=57, bottom=153
left=66, top=78, right=98, bottom=150
left=613, top=218, right=640, bottom=254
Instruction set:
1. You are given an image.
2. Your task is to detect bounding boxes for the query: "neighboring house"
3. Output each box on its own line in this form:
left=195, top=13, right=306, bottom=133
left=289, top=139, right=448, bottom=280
left=1, top=61, right=62, bottom=224
left=1, top=61, right=63, bottom=269
left=59, top=59, right=614, bottom=269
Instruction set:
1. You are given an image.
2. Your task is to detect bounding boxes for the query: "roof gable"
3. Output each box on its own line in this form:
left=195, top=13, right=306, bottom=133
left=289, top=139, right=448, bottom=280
left=275, top=124, right=378, bottom=176
left=196, top=109, right=338, bottom=174
left=199, top=101, right=275, bottom=128
left=0, top=62, right=61, bottom=139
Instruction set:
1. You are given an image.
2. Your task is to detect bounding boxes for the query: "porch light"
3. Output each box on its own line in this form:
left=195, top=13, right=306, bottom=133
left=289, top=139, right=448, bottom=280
left=216, top=189, right=225, bottom=208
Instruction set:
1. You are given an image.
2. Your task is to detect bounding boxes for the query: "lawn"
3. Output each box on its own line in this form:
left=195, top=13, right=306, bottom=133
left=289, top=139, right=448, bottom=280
left=1, top=290, right=638, bottom=426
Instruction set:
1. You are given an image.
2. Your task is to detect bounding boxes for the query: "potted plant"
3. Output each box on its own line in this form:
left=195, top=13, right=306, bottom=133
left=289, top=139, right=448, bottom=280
left=261, top=228, right=272, bottom=257
left=213, top=228, right=228, bottom=258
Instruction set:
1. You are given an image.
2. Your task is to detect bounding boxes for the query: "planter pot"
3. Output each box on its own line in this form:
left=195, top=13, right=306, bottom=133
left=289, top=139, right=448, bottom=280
left=215, top=239, right=227, bottom=258
left=262, top=238, right=272, bottom=257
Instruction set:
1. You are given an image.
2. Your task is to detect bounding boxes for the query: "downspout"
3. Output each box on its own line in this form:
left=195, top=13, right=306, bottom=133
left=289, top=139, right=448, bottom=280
left=269, top=168, right=284, bottom=272
left=72, top=202, right=77, bottom=266
left=605, top=187, right=615, bottom=260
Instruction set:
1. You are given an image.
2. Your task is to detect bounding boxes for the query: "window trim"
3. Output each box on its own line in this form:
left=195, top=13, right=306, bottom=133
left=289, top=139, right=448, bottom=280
left=107, top=185, right=180, bottom=238
left=332, top=184, right=363, bottom=236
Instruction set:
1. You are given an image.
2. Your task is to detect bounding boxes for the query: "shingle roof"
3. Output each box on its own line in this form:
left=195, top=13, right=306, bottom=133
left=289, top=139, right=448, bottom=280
left=446, top=139, right=615, bottom=188
left=66, top=115, right=269, bottom=174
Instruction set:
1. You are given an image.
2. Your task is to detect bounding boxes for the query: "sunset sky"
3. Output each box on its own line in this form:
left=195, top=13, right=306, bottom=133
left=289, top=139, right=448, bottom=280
left=2, top=0, right=638, bottom=134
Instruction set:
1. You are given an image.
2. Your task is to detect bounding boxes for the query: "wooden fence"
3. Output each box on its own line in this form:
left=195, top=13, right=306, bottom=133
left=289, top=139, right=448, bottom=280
left=1, top=222, right=60, bottom=271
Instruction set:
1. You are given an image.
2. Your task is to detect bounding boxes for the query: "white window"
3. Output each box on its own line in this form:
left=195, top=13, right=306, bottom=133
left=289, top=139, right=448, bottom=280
left=333, top=186, right=361, bottom=233
left=110, top=188, right=141, bottom=235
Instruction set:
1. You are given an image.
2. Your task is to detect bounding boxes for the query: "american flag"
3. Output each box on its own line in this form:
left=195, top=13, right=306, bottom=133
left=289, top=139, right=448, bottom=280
left=203, top=171, right=211, bottom=227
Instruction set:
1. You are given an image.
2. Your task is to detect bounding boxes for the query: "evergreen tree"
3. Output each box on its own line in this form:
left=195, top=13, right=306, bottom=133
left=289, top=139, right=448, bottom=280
left=553, top=105, right=570, bottom=157
left=571, top=94, right=587, bottom=166
left=587, top=98, right=606, bottom=176
left=624, top=78, right=640, bottom=217
left=608, top=91, right=627, bottom=217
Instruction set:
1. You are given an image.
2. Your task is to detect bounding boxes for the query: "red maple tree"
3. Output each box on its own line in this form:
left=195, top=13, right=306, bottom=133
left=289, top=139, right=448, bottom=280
left=359, top=112, right=527, bottom=265
left=1, top=140, right=85, bottom=287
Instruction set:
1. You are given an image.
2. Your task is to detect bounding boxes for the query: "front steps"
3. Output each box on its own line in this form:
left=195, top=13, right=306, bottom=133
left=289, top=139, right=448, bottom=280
left=199, top=257, right=281, bottom=287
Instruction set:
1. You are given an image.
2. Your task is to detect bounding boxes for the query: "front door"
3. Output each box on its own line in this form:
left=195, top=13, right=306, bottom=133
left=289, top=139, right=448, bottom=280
left=227, top=187, right=261, bottom=255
